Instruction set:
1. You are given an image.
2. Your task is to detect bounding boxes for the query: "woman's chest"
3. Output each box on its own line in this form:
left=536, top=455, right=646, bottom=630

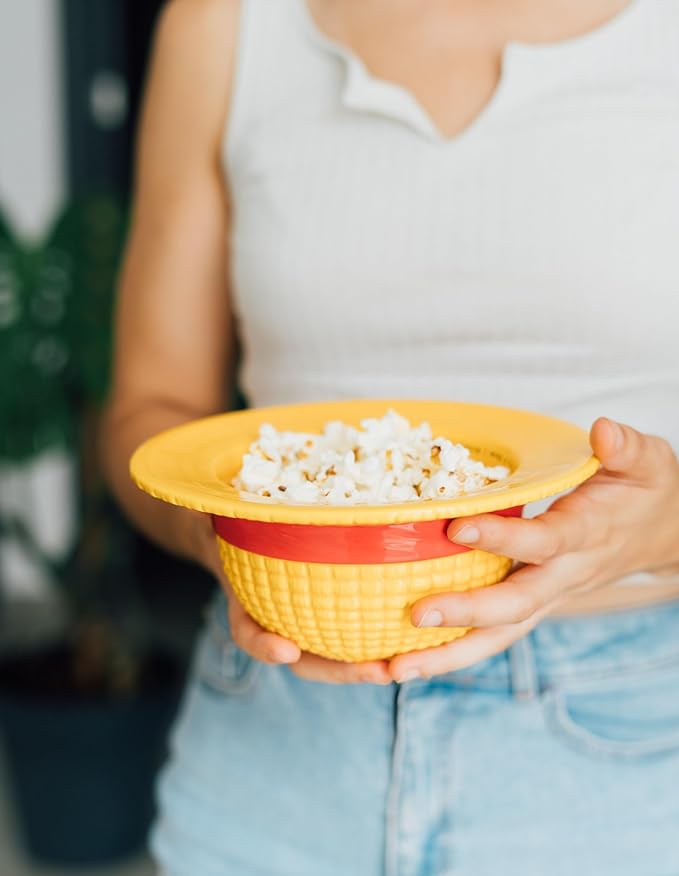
left=306, top=0, right=633, bottom=139
left=231, top=97, right=679, bottom=364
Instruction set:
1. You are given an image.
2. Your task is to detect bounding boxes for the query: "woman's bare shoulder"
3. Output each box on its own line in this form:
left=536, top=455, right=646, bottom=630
left=158, top=0, right=240, bottom=50
left=149, top=0, right=241, bottom=137
left=138, top=0, right=241, bottom=170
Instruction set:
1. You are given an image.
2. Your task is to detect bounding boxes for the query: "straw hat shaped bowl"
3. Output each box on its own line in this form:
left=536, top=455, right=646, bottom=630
left=131, top=400, right=598, bottom=662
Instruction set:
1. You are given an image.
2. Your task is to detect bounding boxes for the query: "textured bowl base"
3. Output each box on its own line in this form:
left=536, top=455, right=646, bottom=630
left=217, top=538, right=512, bottom=662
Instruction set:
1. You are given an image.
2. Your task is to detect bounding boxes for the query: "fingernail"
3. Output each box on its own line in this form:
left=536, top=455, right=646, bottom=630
left=398, top=669, right=421, bottom=684
left=270, top=645, right=297, bottom=663
left=417, top=608, right=443, bottom=628
left=451, top=524, right=480, bottom=544
left=608, top=419, right=623, bottom=451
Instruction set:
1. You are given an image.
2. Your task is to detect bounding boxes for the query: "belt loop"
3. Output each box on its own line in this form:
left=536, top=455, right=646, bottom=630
left=508, top=635, right=539, bottom=701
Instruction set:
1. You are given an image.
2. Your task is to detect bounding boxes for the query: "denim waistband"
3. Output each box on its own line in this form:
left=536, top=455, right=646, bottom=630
left=449, top=598, right=679, bottom=697
left=210, top=591, right=679, bottom=697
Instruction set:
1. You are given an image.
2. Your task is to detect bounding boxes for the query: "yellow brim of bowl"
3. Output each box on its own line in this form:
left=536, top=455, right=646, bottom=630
left=130, top=399, right=599, bottom=525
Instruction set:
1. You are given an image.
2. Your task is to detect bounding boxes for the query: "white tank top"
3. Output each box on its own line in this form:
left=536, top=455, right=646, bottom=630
left=225, top=0, right=679, bottom=449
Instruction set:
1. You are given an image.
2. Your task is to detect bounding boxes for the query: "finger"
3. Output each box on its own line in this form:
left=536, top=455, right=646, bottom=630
left=390, top=607, right=549, bottom=682
left=590, top=417, right=675, bottom=482
left=411, top=563, right=567, bottom=629
left=228, top=595, right=302, bottom=664
left=289, top=653, right=392, bottom=685
left=447, top=510, right=587, bottom=564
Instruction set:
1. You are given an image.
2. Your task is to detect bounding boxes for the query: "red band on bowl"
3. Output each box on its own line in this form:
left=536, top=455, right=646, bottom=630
left=212, top=506, right=523, bottom=565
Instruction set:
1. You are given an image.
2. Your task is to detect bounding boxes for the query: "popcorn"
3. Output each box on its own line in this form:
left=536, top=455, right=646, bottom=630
left=233, top=410, right=509, bottom=505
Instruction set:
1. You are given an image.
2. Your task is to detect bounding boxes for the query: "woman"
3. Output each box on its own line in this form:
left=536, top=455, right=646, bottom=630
left=103, top=1, right=679, bottom=873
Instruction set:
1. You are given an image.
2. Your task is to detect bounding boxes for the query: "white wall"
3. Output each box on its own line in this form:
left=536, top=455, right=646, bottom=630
left=0, top=0, right=65, bottom=240
left=0, top=1, right=73, bottom=601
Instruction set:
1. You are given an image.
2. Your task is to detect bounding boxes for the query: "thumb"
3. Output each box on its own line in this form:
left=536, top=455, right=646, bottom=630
left=590, top=417, right=670, bottom=481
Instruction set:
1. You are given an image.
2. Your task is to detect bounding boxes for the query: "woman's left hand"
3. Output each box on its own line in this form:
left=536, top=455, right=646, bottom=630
left=389, top=417, right=679, bottom=683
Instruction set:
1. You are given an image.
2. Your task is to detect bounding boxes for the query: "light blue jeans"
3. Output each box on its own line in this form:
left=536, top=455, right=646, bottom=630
left=152, top=594, right=679, bottom=876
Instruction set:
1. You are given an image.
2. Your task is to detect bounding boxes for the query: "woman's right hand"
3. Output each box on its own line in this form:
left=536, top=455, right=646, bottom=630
left=196, top=514, right=392, bottom=685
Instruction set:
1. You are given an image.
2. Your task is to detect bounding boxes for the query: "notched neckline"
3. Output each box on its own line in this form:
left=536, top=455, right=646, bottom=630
left=294, top=0, right=648, bottom=145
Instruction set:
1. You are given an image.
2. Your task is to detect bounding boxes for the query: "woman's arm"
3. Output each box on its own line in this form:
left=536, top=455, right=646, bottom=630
left=102, top=0, right=239, bottom=571
left=102, top=0, right=391, bottom=683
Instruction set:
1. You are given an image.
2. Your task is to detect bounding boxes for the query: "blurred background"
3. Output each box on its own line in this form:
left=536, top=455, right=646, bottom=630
left=0, top=2, right=215, bottom=872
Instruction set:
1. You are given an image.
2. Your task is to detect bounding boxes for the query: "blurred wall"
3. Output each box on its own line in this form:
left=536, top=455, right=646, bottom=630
left=0, top=0, right=65, bottom=239
left=0, top=1, right=73, bottom=604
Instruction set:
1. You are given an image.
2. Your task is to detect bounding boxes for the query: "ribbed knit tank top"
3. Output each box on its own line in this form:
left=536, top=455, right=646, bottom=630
left=224, top=0, right=679, bottom=448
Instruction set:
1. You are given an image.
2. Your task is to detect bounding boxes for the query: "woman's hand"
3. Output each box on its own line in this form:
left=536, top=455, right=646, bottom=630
left=389, top=417, right=679, bottom=683
left=226, top=591, right=391, bottom=684
left=198, top=518, right=392, bottom=685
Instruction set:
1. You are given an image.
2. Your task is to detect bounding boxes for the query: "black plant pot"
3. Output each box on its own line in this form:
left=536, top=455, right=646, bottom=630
left=0, top=650, right=182, bottom=866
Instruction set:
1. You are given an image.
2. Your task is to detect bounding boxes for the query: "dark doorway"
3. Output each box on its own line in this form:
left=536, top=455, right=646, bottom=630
left=61, top=0, right=166, bottom=196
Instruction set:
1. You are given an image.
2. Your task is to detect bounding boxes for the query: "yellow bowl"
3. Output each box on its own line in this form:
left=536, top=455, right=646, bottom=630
left=131, top=400, right=599, bottom=662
